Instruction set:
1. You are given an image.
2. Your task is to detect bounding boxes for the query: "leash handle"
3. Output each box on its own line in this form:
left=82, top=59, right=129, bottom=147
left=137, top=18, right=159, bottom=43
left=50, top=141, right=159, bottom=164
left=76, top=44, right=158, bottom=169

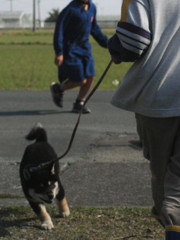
left=28, top=59, right=113, bottom=173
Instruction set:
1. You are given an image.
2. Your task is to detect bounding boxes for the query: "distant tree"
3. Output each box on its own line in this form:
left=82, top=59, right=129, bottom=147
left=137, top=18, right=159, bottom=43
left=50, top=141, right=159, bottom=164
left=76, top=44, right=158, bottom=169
left=45, top=8, right=60, bottom=22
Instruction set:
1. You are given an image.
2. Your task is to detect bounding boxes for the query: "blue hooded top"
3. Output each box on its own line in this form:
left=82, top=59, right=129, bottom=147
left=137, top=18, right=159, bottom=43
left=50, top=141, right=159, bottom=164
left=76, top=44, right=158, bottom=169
left=53, top=0, right=108, bottom=58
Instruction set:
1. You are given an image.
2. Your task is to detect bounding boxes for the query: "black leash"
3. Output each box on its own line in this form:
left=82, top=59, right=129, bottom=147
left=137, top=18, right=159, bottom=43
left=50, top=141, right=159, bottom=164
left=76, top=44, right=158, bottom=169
left=28, top=59, right=113, bottom=174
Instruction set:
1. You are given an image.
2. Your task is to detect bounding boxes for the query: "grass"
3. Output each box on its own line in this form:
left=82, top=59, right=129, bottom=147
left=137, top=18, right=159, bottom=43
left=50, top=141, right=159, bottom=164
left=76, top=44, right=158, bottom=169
left=0, top=29, right=132, bottom=90
left=0, top=194, right=23, bottom=199
left=0, top=206, right=164, bottom=240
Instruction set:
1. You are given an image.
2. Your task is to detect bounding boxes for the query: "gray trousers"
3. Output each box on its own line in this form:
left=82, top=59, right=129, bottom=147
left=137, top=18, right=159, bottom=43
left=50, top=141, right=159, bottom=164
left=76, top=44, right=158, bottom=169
left=136, top=113, right=180, bottom=226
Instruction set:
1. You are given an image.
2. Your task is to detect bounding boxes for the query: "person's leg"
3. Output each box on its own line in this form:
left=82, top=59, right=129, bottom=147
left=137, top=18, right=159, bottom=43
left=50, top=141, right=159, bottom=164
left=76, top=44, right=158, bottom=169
left=76, top=76, right=94, bottom=100
left=71, top=76, right=94, bottom=113
left=60, top=80, right=85, bottom=91
left=161, top=126, right=180, bottom=238
left=50, top=63, right=84, bottom=108
left=50, top=80, right=84, bottom=109
left=136, top=114, right=180, bottom=239
left=59, top=76, right=94, bottom=113
left=129, top=114, right=143, bottom=149
left=135, top=114, right=180, bottom=213
left=51, top=57, right=94, bottom=113
left=50, top=82, right=64, bottom=108
left=72, top=53, right=95, bottom=113
left=51, top=78, right=94, bottom=113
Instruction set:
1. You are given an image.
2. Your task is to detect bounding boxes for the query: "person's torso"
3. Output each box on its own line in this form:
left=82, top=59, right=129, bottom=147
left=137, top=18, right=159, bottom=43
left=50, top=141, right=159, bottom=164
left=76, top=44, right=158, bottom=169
left=63, top=2, right=95, bottom=48
left=112, top=0, right=180, bottom=117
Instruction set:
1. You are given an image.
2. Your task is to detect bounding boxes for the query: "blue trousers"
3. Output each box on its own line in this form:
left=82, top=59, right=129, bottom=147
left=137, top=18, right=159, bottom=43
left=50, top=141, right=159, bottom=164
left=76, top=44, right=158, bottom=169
left=166, top=225, right=180, bottom=240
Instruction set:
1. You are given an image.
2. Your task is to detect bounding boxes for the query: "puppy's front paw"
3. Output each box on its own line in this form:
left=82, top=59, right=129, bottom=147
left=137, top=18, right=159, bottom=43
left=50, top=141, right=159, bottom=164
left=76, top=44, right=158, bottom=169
left=41, top=220, right=54, bottom=230
left=61, top=207, right=70, bottom=218
left=57, top=197, right=70, bottom=218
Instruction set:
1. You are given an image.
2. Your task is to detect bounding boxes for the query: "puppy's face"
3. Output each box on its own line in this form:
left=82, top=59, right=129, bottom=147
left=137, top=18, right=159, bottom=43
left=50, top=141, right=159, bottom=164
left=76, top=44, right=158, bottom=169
left=27, top=167, right=59, bottom=204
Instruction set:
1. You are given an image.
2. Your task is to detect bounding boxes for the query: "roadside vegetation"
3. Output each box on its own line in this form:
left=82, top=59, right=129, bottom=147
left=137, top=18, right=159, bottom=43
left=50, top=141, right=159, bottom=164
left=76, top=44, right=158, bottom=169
left=0, top=29, right=132, bottom=90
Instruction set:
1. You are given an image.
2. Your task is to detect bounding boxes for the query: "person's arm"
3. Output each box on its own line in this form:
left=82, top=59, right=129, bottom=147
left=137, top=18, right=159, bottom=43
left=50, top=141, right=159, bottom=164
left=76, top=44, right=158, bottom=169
left=53, top=6, right=71, bottom=57
left=54, top=55, right=64, bottom=66
left=108, top=0, right=152, bottom=63
left=91, top=5, right=108, bottom=48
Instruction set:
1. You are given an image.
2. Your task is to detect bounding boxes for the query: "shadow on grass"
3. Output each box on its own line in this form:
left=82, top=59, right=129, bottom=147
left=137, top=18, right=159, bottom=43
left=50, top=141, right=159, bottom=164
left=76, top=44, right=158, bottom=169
left=0, top=109, right=73, bottom=117
left=0, top=207, right=37, bottom=238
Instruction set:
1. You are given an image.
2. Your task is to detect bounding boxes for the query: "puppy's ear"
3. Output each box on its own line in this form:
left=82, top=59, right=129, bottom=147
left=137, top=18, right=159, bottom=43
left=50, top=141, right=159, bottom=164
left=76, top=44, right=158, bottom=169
left=51, top=164, right=55, bottom=175
left=23, top=168, right=31, bottom=180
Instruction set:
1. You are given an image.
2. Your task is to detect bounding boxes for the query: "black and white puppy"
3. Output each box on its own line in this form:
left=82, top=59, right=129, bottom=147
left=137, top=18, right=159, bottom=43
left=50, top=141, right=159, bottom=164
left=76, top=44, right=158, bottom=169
left=20, top=123, right=70, bottom=230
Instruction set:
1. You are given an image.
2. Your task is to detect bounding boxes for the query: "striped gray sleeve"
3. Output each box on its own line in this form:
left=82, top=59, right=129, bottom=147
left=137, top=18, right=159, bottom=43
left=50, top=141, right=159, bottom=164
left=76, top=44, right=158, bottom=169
left=116, top=21, right=152, bottom=56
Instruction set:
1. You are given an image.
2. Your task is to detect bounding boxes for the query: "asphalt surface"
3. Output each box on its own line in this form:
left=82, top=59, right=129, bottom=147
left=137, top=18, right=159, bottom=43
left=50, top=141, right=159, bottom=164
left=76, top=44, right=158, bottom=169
left=0, top=90, right=153, bottom=207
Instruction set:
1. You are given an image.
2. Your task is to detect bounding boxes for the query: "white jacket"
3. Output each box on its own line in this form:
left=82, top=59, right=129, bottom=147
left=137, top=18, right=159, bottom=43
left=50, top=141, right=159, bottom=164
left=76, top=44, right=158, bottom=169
left=110, top=0, right=180, bottom=117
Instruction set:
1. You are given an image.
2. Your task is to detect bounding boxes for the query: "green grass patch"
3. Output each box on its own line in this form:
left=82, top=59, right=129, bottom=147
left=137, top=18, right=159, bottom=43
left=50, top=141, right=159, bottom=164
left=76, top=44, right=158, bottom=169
left=0, top=194, right=23, bottom=199
left=0, top=29, right=132, bottom=90
left=0, top=206, right=164, bottom=240
left=0, top=29, right=53, bottom=45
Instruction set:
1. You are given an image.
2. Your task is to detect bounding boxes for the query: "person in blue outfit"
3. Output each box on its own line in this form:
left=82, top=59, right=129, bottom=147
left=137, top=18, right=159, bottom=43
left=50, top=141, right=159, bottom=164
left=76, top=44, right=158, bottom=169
left=51, top=0, right=108, bottom=113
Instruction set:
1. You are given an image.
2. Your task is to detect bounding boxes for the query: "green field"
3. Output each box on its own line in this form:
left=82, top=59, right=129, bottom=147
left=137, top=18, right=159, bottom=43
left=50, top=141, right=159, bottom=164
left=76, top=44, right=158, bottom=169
left=0, top=29, right=132, bottom=90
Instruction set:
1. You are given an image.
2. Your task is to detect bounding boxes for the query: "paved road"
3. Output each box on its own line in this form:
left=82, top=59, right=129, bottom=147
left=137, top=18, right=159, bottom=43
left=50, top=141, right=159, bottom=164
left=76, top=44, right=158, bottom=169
left=0, top=90, right=153, bottom=207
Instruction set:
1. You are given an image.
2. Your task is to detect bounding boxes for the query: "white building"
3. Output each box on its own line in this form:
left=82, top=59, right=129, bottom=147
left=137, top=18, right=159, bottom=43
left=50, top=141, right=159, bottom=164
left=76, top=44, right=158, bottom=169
left=0, top=12, right=119, bottom=29
left=0, top=11, right=32, bottom=28
left=97, top=15, right=120, bottom=28
left=44, top=15, right=120, bottom=29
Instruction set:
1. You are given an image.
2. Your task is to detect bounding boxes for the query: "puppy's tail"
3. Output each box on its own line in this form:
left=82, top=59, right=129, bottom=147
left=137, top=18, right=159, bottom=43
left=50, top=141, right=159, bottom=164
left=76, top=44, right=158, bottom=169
left=26, top=123, right=47, bottom=142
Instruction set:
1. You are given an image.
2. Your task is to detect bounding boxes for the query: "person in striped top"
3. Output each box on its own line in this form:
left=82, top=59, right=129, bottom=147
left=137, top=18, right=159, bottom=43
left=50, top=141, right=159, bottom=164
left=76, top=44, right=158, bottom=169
left=108, top=0, right=180, bottom=239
